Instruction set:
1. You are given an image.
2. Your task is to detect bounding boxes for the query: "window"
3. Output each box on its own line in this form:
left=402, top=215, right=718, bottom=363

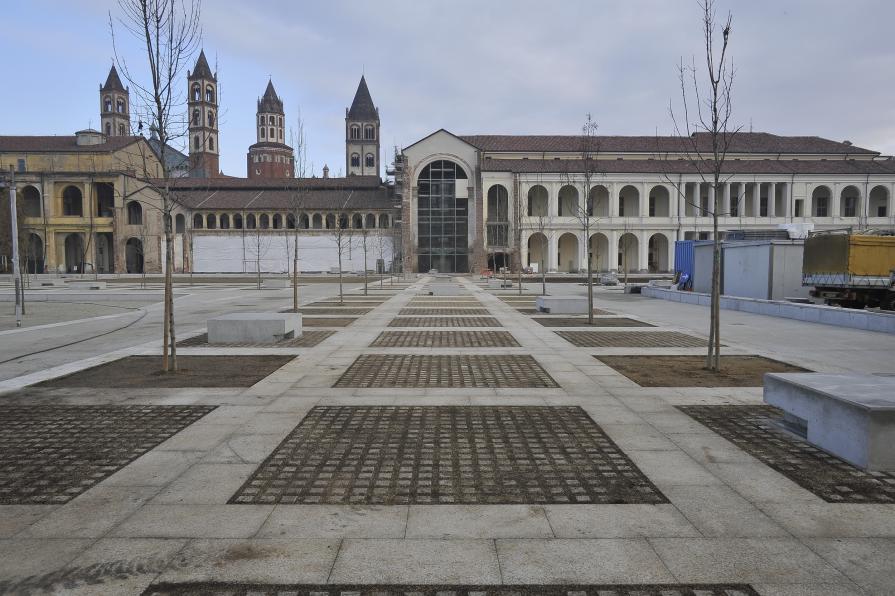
left=350, top=125, right=360, bottom=139
left=116, top=98, right=125, bottom=113
left=844, top=197, right=857, bottom=217
left=127, top=201, right=142, bottom=225
left=879, top=205, right=888, bottom=217
left=246, top=214, right=256, bottom=229
left=286, top=214, right=296, bottom=229
left=260, top=214, right=269, bottom=229
left=379, top=213, right=389, bottom=228
left=760, top=197, right=768, bottom=217
left=278, top=117, right=283, bottom=127
left=118, top=124, right=126, bottom=136
left=205, top=86, right=214, bottom=102
left=364, top=125, right=374, bottom=140
left=816, top=197, right=828, bottom=217
left=365, top=153, right=375, bottom=168
left=351, top=153, right=360, bottom=168
left=416, top=160, right=469, bottom=273
left=192, top=85, right=200, bottom=101
left=220, top=214, right=229, bottom=229
left=618, top=197, right=625, bottom=217
left=260, top=127, right=266, bottom=139
left=233, top=213, right=243, bottom=229
left=207, top=111, right=215, bottom=127
left=259, top=115, right=264, bottom=125
left=269, top=115, right=275, bottom=125
left=269, top=127, right=274, bottom=138
left=194, top=135, right=200, bottom=150
left=193, top=213, right=203, bottom=229
left=105, top=123, right=112, bottom=136
left=272, top=214, right=282, bottom=229
left=175, top=213, right=185, bottom=233
left=17, top=158, right=26, bottom=173
left=22, top=185, right=40, bottom=217
left=795, top=200, right=803, bottom=217
left=62, top=186, right=83, bottom=216
left=96, top=183, right=114, bottom=217
left=206, top=214, right=216, bottom=229
left=649, top=196, right=656, bottom=217
left=192, top=109, right=200, bottom=126
left=104, top=96, right=112, bottom=112
left=208, top=136, right=214, bottom=151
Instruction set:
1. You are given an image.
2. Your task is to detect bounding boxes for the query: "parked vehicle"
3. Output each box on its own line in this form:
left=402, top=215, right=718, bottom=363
left=802, top=230, right=895, bottom=310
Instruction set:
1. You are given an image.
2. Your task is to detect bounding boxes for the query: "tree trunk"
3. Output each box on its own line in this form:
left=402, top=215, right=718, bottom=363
left=166, top=226, right=177, bottom=372
left=162, top=197, right=170, bottom=372
left=293, top=228, right=299, bottom=312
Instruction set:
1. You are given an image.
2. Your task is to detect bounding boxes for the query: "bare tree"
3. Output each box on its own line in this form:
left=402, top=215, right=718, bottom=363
left=247, top=223, right=271, bottom=290
left=286, top=112, right=311, bottom=312
left=110, top=0, right=202, bottom=372
left=666, top=0, right=740, bottom=371
left=561, top=114, right=602, bottom=324
left=360, top=228, right=370, bottom=296
left=331, top=193, right=355, bottom=304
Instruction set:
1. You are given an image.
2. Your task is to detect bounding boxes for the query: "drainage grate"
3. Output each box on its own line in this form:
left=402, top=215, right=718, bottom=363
left=556, top=330, right=706, bottom=348
left=0, top=405, right=215, bottom=504
left=334, top=354, right=557, bottom=388
left=678, top=405, right=895, bottom=503
left=229, top=406, right=666, bottom=505
left=144, top=585, right=759, bottom=596
left=370, top=330, right=520, bottom=348
left=388, top=317, right=502, bottom=328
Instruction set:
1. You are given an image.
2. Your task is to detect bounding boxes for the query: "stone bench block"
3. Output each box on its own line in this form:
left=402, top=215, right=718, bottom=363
left=207, top=312, right=302, bottom=344
left=764, top=372, right=895, bottom=471
left=487, top=278, right=516, bottom=289
left=429, top=284, right=464, bottom=296
left=535, top=296, right=588, bottom=314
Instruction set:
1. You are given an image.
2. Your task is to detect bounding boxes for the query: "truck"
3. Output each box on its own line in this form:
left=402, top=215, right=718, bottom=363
left=802, top=230, right=895, bottom=310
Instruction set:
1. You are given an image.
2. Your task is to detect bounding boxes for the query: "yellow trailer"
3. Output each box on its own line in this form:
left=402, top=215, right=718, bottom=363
left=802, top=232, right=895, bottom=309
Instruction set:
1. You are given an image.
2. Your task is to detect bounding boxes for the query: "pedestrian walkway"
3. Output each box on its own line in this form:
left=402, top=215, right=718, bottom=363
left=0, top=276, right=891, bottom=595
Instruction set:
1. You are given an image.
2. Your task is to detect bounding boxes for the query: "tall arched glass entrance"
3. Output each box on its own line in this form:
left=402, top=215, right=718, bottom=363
left=416, top=160, right=468, bottom=273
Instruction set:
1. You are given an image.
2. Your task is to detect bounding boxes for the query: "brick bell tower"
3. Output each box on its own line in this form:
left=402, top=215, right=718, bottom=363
left=100, top=65, right=130, bottom=137
left=345, top=75, right=380, bottom=177
left=187, top=50, right=219, bottom=177
left=247, top=79, right=294, bottom=178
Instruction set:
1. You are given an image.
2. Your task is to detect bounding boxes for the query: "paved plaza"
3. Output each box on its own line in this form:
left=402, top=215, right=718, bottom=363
left=0, top=276, right=894, bottom=594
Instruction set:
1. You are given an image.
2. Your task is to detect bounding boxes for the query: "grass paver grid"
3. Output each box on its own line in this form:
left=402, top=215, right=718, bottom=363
left=229, top=405, right=667, bottom=505
left=370, top=330, right=520, bottom=348
left=398, top=308, right=491, bottom=316
left=299, top=317, right=357, bottom=327
left=0, top=405, right=215, bottom=504
left=296, top=308, right=373, bottom=315
left=598, top=355, right=808, bottom=387
left=143, top=583, right=759, bottom=596
left=177, top=330, right=335, bottom=348
left=388, top=317, right=502, bottom=328
left=534, top=317, right=654, bottom=328
left=334, top=354, right=558, bottom=388
left=556, top=330, right=706, bottom=348
left=679, top=405, right=895, bottom=503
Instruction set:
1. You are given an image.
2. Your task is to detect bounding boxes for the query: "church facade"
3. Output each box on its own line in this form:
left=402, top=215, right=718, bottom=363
left=396, top=130, right=895, bottom=274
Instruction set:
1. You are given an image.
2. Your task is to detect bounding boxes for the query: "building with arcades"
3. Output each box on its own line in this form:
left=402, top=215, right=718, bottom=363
left=396, top=130, right=895, bottom=274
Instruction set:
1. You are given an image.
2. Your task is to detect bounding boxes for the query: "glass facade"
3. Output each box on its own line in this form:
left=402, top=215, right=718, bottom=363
left=416, top=160, right=469, bottom=273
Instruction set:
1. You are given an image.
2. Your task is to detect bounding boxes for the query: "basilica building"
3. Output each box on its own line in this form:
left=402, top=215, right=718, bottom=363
left=396, top=130, right=895, bottom=274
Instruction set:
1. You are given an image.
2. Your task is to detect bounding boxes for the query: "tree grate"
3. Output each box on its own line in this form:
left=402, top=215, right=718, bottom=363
left=334, top=354, right=556, bottom=388
left=556, top=330, right=706, bottom=347
left=370, top=331, right=520, bottom=348
left=678, top=405, right=895, bottom=503
left=0, top=405, right=215, bottom=504
left=229, top=406, right=667, bottom=505
left=389, top=317, right=503, bottom=328
left=534, top=317, right=654, bottom=328
left=399, top=308, right=491, bottom=316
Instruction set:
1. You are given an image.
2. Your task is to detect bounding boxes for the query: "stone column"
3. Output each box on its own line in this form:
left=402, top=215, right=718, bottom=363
left=520, top=232, right=529, bottom=268
left=722, top=182, right=731, bottom=217
left=641, top=182, right=649, bottom=218
left=768, top=182, right=776, bottom=218
left=547, top=231, right=559, bottom=272
left=752, top=182, right=760, bottom=217
left=548, top=183, right=558, bottom=218
left=610, top=183, right=619, bottom=218
left=708, top=185, right=716, bottom=217
left=579, top=232, right=588, bottom=273
left=639, top=233, right=650, bottom=272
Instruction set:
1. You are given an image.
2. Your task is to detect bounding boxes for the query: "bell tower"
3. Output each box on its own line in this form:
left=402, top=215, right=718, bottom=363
left=187, top=50, right=219, bottom=177
left=345, top=75, right=380, bottom=177
left=100, top=65, right=130, bottom=137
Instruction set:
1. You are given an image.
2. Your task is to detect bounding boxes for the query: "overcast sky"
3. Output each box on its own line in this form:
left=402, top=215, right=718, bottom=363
left=5, top=0, right=895, bottom=177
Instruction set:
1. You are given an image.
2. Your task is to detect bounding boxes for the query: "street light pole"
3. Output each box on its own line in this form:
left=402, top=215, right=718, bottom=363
left=6, top=165, right=22, bottom=327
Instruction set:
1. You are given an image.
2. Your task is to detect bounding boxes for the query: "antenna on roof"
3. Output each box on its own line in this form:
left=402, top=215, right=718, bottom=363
left=749, top=118, right=753, bottom=133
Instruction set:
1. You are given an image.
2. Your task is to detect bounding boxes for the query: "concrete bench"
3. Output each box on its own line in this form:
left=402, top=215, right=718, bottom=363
left=764, top=373, right=895, bottom=471
left=40, top=279, right=67, bottom=287
left=262, top=278, right=291, bottom=289
left=429, top=283, right=465, bottom=296
left=207, top=312, right=302, bottom=344
left=487, top=278, right=516, bottom=289
left=536, top=296, right=588, bottom=314
left=68, top=281, right=107, bottom=289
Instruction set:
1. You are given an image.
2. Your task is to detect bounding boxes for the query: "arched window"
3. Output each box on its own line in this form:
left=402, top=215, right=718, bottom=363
left=378, top=213, right=389, bottom=228
left=365, top=153, right=375, bottom=168
left=205, top=86, right=214, bottom=102
left=194, top=135, right=200, bottom=150
left=350, top=125, right=360, bottom=139
left=193, top=213, right=203, bottom=229
left=103, top=96, right=112, bottom=112
left=62, top=186, right=83, bottom=216
left=22, top=186, right=41, bottom=217
left=116, top=98, right=125, bottom=113
left=206, top=214, right=216, bottom=229
left=215, top=214, right=226, bottom=229
left=208, top=136, right=214, bottom=151
left=105, top=123, right=112, bottom=136
left=267, top=127, right=273, bottom=139
left=259, top=115, right=264, bottom=125
left=352, top=213, right=363, bottom=228
left=364, top=125, right=374, bottom=140
left=118, top=124, right=126, bottom=136
left=260, top=127, right=266, bottom=139
left=175, top=213, right=185, bottom=233
left=246, top=214, right=257, bottom=229
left=299, top=214, right=310, bottom=229
left=233, top=213, right=243, bottom=229
left=192, top=85, right=200, bottom=101
left=260, top=214, right=269, bottom=229
left=416, top=159, right=469, bottom=273
left=272, top=214, right=283, bottom=229
left=487, top=185, right=509, bottom=221
left=312, top=214, right=322, bottom=229
left=126, top=201, right=143, bottom=225
left=207, top=111, right=215, bottom=127
left=350, top=153, right=360, bottom=168
left=325, top=213, right=335, bottom=229
left=365, top=213, right=376, bottom=228
left=278, top=116, right=283, bottom=127
left=192, top=109, right=200, bottom=126
left=339, top=214, right=349, bottom=229
left=286, top=213, right=296, bottom=229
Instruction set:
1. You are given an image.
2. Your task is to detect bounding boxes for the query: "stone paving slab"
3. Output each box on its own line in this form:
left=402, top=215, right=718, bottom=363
left=678, top=405, right=895, bottom=503
left=388, top=317, right=503, bottom=328
left=0, top=405, right=214, bottom=504
left=556, top=331, right=707, bottom=348
left=178, top=331, right=335, bottom=348
left=399, top=308, right=491, bottom=315
left=140, top=583, right=762, bottom=596
left=333, top=355, right=558, bottom=388
left=370, top=331, right=520, bottom=348
left=533, top=317, right=654, bottom=328
left=230, top=406, right=666, bottom=505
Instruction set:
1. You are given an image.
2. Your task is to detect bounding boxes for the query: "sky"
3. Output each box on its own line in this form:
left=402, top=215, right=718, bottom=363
left=4, top=0, right=895, bottom=177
